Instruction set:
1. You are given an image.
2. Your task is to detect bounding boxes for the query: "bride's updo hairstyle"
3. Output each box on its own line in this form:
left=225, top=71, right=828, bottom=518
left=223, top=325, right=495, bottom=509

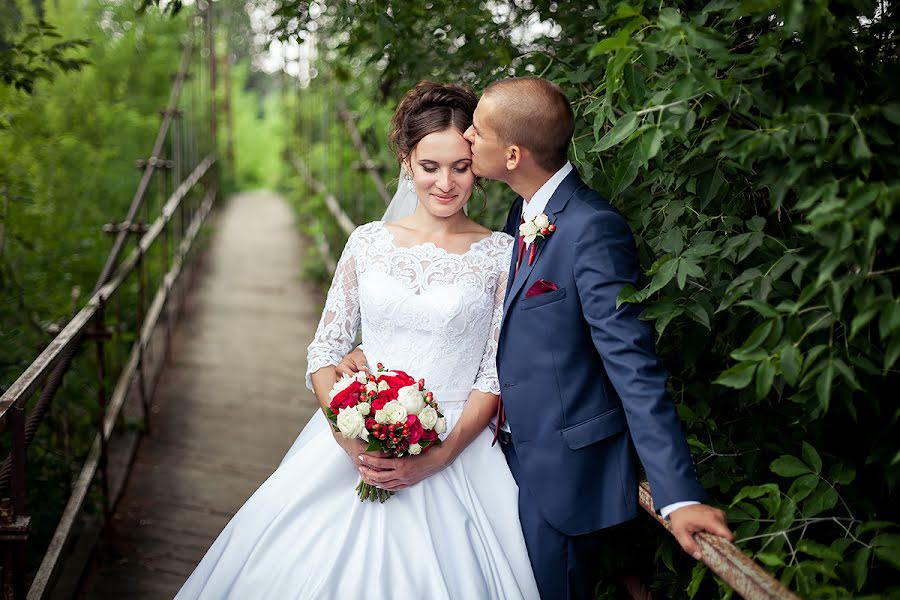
left=389, top=81, right=478, bottom=164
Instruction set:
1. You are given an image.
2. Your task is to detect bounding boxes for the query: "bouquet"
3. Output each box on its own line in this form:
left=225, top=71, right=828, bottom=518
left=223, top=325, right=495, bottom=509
left=326, top=364, right=446, bottom=502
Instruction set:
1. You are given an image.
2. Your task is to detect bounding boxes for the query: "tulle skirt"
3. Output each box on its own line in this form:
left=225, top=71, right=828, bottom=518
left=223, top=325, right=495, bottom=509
left=174, top=391, right=540, bottom=599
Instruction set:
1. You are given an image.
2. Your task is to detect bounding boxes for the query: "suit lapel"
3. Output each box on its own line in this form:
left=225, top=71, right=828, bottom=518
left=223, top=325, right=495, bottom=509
left=501, top=170, right=583, bottom=323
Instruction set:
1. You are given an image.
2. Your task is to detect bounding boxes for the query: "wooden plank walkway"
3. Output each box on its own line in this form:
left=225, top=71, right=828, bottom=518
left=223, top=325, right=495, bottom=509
left=77, top=191, right=325, bottom=599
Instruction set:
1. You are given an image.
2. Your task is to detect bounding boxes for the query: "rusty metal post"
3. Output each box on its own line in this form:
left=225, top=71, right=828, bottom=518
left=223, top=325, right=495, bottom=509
left=205, top=0, right=217, bottom=157
left=172, top=111, right=183, bottom=190
left=92, top=303, right=111, bottom=521
left=0, top=495, right=28, bottom=600
left=1, top=403, right=29, bottom=600
left=136, top=231, right=150, bottom=434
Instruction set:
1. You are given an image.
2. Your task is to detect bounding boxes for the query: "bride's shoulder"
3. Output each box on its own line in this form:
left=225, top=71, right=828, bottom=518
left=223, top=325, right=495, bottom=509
left=347, top=220, right=387, bottom=242
left=485, top=230, right=514, bottom=250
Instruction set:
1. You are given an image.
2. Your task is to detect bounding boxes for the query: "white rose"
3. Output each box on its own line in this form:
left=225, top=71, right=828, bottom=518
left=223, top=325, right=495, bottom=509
left=354, top=371, right=369, bottom=384
left=336, top=406, right=367, bottom=440
left=408, top=443, right=423, bottom=455
left=418, top=406, right=439, bottom=430
left=328, top=374, right=355, bottom=399
left=357, top=402, right=371, bottom=416
left=374, top=409, right=391, bottom=425
left=435, top=417, right=447, bottom=434
left=519, top=220, right=539, bottom=237
left=382, top=400, right=408, bottom=424
left=396, top=384, right=425, bottom=415
left=534, top=213, right=550, bottom=229
left=377, top=380, right=390, bottom=392
left=365, top=381, right=378, bottom=394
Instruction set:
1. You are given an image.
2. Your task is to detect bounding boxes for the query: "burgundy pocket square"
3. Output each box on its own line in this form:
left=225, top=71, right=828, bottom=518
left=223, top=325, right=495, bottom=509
left=526, top=279, right=559, bottom=299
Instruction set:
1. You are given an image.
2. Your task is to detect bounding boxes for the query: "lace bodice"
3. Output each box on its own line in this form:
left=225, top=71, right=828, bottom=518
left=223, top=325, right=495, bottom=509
left=306, top=221, right=512, bottom=395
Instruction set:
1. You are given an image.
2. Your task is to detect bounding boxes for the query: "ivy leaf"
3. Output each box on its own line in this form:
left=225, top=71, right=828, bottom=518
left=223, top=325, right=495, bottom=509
left=780, top=344, right=802, bottom=386
left=714, top=362, right=756, bottom=390
left=646, top=257, right=679, bottom=295
left=801, top=442, right=822, bottom=474
left=787, top=473, right=819, bottom=503
left=872, top=534, right=900, bottom=570
left=755, top=552, right=786, bottom=567
left=879, top=300, right=900, bottom=340
left=770, top=455, right=810, bottom=477
left=850, top=547, right=870, bottom=591
left=797, top=540, right=841, bottom=561
left=677, top=258, right=704, bottom=289
left=684, top=302, right=711, bottom=330
left=686, top=561, right=707, bottom=599
left=816, top=358, right=834, bottom=413
left=660, top=227, right=684, bottom=255
left=755, top=359, right=775, bottom=400
left=592, top=112, right=639, bottom=152
left=803, top=485, right=839, bottom=517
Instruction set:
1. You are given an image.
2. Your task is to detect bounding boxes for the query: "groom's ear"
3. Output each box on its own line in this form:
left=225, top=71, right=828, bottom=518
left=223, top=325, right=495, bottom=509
left=505, top=145, right=522, bottom=171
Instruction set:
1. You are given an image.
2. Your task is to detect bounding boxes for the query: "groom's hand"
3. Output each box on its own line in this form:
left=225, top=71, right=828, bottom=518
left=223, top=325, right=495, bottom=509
left=357, top=446, right=451, bottom=491
left=669, top=504, right=733, bottom=560
left=336, top=346, right=368, bottom=377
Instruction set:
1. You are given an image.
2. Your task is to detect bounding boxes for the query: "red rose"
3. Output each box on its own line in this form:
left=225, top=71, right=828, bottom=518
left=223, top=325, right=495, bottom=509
left=420, top=428, right=439, bottom=443
left=365, top=417, right=376, bottom=430
left=376, top=370, right=416, bottom=389
left=405, top=414, right=424, bottom=444
left=329, top=380, right=362, bottom=414
left=371, top=395, right=388, bottom=411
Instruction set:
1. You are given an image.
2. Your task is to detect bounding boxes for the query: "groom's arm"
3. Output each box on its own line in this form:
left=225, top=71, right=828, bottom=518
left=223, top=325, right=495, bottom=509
left=572, top=207, right=731, bottom=555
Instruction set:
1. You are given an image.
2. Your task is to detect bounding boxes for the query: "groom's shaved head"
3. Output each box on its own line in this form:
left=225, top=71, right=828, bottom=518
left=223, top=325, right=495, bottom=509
left=482, top=77, right=574, bottom=172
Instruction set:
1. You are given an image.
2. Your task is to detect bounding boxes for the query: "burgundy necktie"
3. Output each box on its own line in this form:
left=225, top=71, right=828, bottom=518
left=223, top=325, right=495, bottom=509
left=515, top=216, right=526, bottom=275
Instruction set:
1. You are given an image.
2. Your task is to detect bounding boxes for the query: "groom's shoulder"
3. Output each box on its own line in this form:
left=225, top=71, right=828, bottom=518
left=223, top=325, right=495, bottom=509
left=567, top=182, right=622, bottom=221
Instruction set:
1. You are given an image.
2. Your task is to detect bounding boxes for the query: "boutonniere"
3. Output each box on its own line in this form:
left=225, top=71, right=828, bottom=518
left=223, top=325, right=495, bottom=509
left=519, top=213, right=556, bottom=265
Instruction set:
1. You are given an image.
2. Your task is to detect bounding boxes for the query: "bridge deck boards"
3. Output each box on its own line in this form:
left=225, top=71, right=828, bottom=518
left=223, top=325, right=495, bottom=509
left=78, top=191, right=323, bottom=599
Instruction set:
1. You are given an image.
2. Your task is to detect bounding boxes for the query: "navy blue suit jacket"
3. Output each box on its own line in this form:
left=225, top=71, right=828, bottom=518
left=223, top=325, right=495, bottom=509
left=497, top=170, right=707, bottom=536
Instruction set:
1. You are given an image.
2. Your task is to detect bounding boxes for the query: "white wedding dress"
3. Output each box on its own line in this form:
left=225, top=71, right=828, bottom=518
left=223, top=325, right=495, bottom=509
left=175, top=221, right=540, bottom=599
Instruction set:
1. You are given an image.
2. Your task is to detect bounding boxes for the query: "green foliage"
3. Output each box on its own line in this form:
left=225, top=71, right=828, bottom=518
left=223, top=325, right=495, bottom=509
left=278, top=0, right=900, bottom=596
left=0, top=19, right=91, bottom=93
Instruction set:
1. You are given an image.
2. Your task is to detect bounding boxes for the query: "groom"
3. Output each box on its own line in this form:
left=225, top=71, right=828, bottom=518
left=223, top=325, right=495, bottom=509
left=460, top=76, right=732, bottom=598
left=348, top=77, right=732, bottom=598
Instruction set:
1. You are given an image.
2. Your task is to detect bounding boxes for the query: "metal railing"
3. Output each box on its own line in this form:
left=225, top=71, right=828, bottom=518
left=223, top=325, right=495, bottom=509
left=291, top=113, right=799, bottom=600
left=0, top=8, right=219, bottom=598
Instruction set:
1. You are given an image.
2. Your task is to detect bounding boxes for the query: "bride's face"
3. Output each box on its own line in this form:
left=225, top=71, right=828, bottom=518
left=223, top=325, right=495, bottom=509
left=407, top=128, right=475, bottom=219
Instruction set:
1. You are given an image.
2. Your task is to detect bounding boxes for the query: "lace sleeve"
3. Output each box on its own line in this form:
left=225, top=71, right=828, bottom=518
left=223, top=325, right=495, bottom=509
left=305, top=229, right=361, bottom=390
left=472, top=236, right=512, bottom=394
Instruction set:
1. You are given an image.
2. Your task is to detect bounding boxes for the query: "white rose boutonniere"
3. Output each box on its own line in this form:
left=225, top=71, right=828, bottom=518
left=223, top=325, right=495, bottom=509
left=518, top=212, right=556, bottom=265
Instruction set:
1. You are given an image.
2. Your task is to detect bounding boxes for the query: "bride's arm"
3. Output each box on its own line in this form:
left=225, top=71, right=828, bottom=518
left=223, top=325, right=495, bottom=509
left=306, top=229, right=370, bottom=466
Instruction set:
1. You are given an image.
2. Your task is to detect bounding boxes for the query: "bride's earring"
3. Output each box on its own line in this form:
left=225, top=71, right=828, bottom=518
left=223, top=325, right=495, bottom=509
left=405, top=173, right=415, bottom=193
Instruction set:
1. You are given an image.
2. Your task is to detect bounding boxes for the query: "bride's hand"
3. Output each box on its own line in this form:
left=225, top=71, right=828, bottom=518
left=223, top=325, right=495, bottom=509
left=336, top=346, right=368, bottom=377
left=357, top=445, right=454, bottom=491
left=332, top=432, right=391, bottom=471
left=331, top=432, right=370, bottom=469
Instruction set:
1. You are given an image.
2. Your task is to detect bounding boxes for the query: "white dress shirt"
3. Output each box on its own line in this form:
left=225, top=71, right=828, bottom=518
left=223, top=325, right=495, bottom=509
left=520, top=162, right=574, bottom=223
left=511, top=161, right=699, bottom=519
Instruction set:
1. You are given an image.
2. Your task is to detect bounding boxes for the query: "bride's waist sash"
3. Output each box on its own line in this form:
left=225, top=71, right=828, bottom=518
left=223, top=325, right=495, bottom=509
left=429, top=389, right=469, bottom=407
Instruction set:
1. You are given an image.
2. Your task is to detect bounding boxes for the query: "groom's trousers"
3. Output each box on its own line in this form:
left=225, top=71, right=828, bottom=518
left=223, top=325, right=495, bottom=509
left=501, top=440, right=604, bottom=600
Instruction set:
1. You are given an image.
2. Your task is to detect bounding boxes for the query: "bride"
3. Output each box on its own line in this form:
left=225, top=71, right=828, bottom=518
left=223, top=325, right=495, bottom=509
left=174, top=82, right=540, bottom=599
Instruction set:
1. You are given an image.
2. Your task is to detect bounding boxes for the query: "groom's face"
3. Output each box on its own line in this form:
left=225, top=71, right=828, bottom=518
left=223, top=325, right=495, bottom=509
left=463, top=97, right=508, bottom=182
